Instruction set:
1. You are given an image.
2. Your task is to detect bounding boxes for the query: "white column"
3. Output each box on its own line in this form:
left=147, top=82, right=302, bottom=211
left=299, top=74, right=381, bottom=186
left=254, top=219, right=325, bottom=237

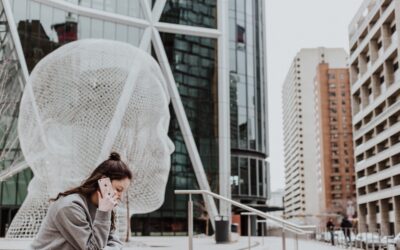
left=217, top=0, right=231, bottom=219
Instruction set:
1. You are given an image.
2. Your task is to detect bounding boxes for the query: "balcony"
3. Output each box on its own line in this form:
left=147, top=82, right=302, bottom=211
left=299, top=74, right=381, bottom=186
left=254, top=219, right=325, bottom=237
left=353, top=71, right=399, bottom=124
left=355, top=122, right=400, bottom=155
left=356, top=142, right=400, bottom=172
left=395, top=70, right=400, bottom=82
left=354, top=100, right=400, bottom=139
left=349, top=0, right=381, bottom=47
left=358, top=185, right=400, bottom=204
left=391, top=31, right=398, bottom=44
left=350, top=2, right=395, bottom=66
left=378, top=47, right=384, bottom=57
left=357, top=163, right=400, bottom=187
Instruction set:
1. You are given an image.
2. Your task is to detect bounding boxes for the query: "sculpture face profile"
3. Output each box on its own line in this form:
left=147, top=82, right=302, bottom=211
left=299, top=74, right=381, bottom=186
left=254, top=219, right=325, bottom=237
left=7, top=39, right=174, bottom=238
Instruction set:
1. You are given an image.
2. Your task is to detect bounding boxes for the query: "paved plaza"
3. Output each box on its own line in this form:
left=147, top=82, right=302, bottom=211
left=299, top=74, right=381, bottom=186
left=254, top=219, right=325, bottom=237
left=0, top=236, right=363, bottom=250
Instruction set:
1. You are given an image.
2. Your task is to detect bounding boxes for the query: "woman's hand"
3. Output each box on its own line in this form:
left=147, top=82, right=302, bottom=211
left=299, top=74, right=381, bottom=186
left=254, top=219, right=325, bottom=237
left=97, top=191, right=117, bottom=212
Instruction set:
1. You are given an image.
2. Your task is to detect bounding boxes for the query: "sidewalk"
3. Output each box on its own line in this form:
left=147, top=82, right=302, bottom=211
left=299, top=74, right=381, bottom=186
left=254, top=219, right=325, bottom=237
left=0, top=236, right=361, bottom=250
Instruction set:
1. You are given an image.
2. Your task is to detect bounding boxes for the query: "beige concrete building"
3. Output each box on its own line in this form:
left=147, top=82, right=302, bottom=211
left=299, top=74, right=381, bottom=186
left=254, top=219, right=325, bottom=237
left=349, top=0, right=400, bottom=235
left=282, top=48, right=347, bottom=224
left=314, top=64, right=356, bottom=221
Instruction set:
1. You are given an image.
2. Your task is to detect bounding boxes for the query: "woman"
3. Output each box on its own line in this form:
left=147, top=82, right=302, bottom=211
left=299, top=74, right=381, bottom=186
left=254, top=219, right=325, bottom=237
left=30, top=152, right=132, bottom=250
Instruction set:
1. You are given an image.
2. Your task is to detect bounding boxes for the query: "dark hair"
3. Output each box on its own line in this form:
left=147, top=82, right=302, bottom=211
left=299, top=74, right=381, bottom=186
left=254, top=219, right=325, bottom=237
left=51, top=152, right=132, bottom=231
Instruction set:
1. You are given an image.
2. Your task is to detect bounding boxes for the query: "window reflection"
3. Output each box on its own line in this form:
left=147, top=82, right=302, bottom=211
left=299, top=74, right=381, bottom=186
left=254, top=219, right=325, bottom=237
left=258, top=160, right=264, bottom=196
left=160, top=0, right=217, bottom=29
left=229, top=0, right=266, bottom=152
left=233, top=156, right=267, bottom=198
left=103, top=22, right=115, bottom=39
left=240, top=158, right=248, bottom=195
left=231, top=157, right=239, bottom=195
left=91, top=19, right=103, bottom=38
left=2, top=0, right=268, bottom=236
left=250, top=159, right=257, bottom=195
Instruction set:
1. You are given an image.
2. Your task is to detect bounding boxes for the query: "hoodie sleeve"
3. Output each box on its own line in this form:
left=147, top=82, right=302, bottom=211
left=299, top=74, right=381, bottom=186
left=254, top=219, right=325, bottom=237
left=104, top=228, right=123, bottom=250
left=54, top=202, right=112, bottom=250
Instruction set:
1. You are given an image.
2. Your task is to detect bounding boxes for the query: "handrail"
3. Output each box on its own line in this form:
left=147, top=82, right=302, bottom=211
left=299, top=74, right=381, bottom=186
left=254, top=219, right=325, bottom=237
left=175, top=189, right=315, bottom=234
left=242, top=212, right=308, bottom=235
left=175, top=189, right=316, bottom=250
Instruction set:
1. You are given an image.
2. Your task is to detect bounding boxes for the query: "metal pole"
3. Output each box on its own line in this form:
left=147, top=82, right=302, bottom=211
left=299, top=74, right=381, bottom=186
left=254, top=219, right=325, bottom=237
left=372, top=230, right=375, bottom=250
left=188, top=194, right=193, bottom=250
left=349, top=228, right=355, bottom=250
left=295, top=233, right=298, bottom=250
left=349, top=228, right=353, bottom=250
left=282, top=224, right=286, bottom=250
left=248, top=215, right=251, bottom=249
left=262, top=222, right=264, bottom=246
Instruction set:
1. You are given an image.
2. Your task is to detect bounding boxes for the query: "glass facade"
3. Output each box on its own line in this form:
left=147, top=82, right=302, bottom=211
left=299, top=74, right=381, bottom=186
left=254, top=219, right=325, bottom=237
left=158, top=0, right=216, bottom=29
left=132, top=32, right=219, bottom=235
left=0, top=0, right=269, bottom=237
left=0, top=0, right=145, bottom=236
left=229, top=0, right=268, bottom=207
left=131, top=0, right=219, bottom=235
left=0, top=1, right=33, bottom=235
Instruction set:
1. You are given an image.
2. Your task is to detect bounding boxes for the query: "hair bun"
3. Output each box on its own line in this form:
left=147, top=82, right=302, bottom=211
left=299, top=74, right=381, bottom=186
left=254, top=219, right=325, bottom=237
left=109, top=152, right=121, bottom=161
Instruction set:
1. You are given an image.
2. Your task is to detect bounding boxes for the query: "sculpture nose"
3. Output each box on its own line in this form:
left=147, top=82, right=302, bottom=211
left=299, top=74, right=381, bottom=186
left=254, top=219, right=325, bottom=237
left=166, top=137, right=175, bottom=155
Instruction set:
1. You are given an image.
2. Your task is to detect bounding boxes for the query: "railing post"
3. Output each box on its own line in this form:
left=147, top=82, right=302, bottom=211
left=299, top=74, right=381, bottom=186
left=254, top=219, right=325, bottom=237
left=295, top=233, right=298, bottom=250
left=248, top=215, right=251, bottom=249
left=188, top=194, right=193, bottom=250
left=262, top=221, right=264, bottom=246
left=350, top=228, right=354, bottom=250
left=175, top=189, right=316, bottom=249
left=378, top=229, right=382, bottom=250
left=282, top=224, right=286, bottom=250
left=372, top=231, right=375, bottom=250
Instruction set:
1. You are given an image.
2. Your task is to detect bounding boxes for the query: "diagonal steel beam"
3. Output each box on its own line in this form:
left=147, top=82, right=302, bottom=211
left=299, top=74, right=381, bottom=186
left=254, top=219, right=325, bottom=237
left=155, top=22, right=220, bottom=38
left=151, top=27, right=218, bottom=229
left=7, top=0, right=222, bottom=231
left=139, top=0, right=152, bottom=24
left=148, top=0, right=219, bottom=229
left=139, top=27, right=152, bottom=51
left=2, top=0, right=49, bottom=150
left=152, top=0, right=166, bottom=22
left=33, top=0, right=150, bottom=28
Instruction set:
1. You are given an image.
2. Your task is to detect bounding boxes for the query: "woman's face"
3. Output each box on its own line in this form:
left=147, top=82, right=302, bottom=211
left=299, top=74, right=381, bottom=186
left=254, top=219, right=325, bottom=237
left=111, top=177, right=130, bottom=202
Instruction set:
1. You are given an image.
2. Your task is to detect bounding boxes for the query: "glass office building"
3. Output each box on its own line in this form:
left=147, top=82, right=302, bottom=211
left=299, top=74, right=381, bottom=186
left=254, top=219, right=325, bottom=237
left=0, top=0, right=268, bottom=236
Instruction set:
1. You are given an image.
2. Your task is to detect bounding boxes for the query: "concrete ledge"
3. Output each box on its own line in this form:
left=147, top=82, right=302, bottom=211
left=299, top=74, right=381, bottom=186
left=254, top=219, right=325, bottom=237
left=0, top=236, right=359, bottom=250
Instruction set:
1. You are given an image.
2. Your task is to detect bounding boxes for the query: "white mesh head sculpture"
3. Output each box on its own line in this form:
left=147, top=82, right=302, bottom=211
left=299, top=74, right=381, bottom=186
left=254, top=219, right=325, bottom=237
left=7, top=39, right=174, bottom=238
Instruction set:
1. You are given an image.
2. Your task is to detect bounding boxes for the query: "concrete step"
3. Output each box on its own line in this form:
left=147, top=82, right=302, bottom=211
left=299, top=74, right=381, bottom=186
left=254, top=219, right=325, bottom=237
left=0, top=236, right=363, bottom=250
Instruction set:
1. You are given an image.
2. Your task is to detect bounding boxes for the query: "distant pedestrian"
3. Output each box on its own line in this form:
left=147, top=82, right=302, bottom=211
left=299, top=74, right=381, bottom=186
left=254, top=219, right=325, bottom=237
left=326, top=218, right=335, bottom=246
left=340, top=216, right=353, bottom=246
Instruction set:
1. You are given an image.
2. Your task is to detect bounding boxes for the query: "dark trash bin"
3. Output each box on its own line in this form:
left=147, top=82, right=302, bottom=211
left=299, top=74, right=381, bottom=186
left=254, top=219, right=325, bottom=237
left=215, top=216, right=229, bottom=243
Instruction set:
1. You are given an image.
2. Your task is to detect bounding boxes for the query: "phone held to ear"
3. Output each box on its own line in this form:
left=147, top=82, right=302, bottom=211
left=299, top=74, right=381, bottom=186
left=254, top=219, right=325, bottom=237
left=98, top=177, right=114, bottom=197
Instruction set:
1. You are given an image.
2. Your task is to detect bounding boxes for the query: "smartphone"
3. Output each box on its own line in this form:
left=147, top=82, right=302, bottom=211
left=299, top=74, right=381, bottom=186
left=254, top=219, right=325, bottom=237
left=98, top=177, right=114, bottom=198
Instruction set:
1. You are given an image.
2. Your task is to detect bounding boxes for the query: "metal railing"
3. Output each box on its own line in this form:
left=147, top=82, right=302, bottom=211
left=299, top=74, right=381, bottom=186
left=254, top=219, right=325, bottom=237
left=175, top=189, right=316, bottom=250
left=316, top=226, right=398, bottom=250
left=242, top=212, right=303, bottom=250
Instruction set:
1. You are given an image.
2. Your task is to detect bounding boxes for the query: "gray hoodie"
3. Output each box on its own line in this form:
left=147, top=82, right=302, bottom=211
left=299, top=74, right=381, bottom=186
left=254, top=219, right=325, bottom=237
left=29, top=193, right=123, bottom=250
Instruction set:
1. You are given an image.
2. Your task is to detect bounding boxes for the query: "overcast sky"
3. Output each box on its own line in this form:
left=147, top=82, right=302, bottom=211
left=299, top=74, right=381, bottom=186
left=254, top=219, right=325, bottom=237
left=265, top=0, right=364, bottom=192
